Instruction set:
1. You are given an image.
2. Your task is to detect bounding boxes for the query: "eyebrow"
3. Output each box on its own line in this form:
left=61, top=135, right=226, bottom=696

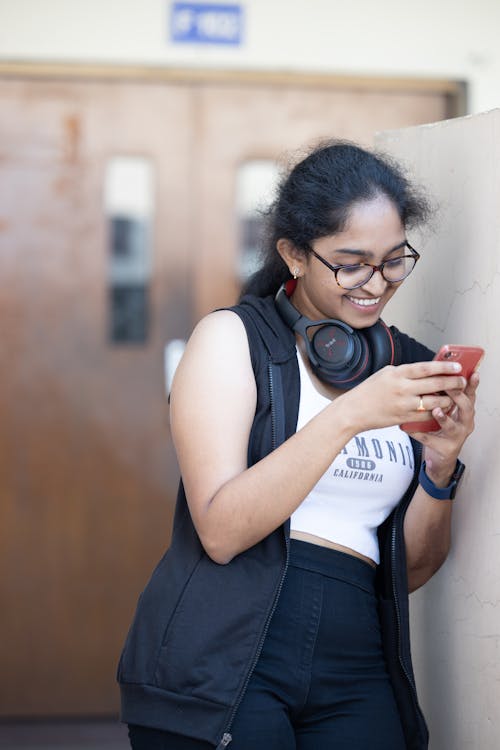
left=332, top=240, right=407, bottom=259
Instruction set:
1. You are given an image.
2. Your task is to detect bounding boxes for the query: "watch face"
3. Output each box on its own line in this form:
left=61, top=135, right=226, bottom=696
left=454, top=461, right=466, bottom=482
left=450, top=460, right=466, bottom=498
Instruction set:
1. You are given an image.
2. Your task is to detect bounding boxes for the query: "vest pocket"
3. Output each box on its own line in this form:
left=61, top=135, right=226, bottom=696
left=154, top=549, right=281, bottom=705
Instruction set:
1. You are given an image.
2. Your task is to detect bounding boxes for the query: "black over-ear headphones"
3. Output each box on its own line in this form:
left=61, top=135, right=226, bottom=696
left=275, top=281, right=395, bottom=389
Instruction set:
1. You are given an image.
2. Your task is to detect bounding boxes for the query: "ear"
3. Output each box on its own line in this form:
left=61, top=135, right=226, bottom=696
left=276, top=238, right=305, bottom=277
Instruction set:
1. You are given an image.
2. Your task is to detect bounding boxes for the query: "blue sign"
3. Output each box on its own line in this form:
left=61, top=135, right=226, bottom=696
left=170, top=2, right=243, bottom=45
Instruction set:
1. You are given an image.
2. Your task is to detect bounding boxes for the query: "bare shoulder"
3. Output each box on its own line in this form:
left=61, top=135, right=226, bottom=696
left=188, top=309, right=250, bottom=351
left=170, top=309, right=255, bottom=409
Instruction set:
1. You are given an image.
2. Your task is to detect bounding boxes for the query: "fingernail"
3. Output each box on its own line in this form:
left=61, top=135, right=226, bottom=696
left=452, top=363, right=461, bottom=371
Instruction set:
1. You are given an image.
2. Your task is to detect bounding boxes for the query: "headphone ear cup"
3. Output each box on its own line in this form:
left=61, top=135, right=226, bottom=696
left=308, top=323, right=368, bottom=387
left=274, top=283, right=395, bottom=389
left=309, top=322, right=394, bottom=388
left=362, top=321, right=395, bottom=373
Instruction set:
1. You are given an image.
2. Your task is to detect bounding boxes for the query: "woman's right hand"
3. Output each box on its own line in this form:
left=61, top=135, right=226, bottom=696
left=337, top=360, right=467, bottom=432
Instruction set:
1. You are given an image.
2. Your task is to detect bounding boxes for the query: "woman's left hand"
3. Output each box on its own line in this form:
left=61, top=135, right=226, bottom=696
left=408, top=371, right=480, bottom=486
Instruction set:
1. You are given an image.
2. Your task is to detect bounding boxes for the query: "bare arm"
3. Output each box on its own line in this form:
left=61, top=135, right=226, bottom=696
left=170, top=311, right=357, bottom=563
left=404, top=373, right=479, bottom=592
left=404, top=487, right=453, bottom=592
left=171, top=310, right=469, bottom=564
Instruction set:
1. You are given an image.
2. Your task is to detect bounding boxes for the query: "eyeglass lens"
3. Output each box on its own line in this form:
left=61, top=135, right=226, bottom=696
left=337, top=255, right=417, bottom=289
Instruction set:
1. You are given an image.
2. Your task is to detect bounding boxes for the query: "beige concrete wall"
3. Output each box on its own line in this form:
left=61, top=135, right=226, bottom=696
left=377, top=110, right=500, bottom=749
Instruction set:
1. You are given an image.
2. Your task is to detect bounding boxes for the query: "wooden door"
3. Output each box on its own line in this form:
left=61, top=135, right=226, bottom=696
left=0, top=78, right=194, bottom=715
left=0, top=69, right=457, bottom=716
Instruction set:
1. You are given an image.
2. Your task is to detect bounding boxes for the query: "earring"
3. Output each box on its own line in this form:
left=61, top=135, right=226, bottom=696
left=292, top=267, right=300, bottom=279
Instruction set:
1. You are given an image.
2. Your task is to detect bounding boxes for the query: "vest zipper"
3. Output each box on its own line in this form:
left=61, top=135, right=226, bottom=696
left=268, top=361, right=278, bottom=450
left=391, top=514, right=418, bottom=694
left=215, top=359, right=289, bottom=749
left=391, top=441, right=426, bottom=735
left=215, top=734, right=232, bottom=749
left=215, top=536, right=289, bottom=749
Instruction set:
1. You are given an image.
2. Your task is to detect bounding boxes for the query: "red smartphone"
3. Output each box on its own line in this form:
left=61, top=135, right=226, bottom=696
left=400, top=344, right=484, bottom=433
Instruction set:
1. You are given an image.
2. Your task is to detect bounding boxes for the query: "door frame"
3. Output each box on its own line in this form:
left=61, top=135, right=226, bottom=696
left=0, top=61, right=467, bottom=119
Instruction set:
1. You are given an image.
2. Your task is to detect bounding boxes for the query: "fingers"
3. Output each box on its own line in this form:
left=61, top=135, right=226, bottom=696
left=465, top=371, right=480, bottom=399
left=409, top=388, right=476, bottom=443
left=412, top=371, right=479, bottom=421
left=400, top=377, right=464, bottom=423
left=433, top=388, right=473, bottom=430
left=415, top=393, right=454, bottom=414
left=417, top=375, right=467, bottom=396
left=444, top=388, right=475, bottom=427
left=368, top=362, right=479, bottom=432
left=399, top=360, right=463, bottom=379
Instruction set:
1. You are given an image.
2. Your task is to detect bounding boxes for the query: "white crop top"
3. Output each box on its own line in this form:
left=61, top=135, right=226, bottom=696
left=290, top=349, right=414, bottom=564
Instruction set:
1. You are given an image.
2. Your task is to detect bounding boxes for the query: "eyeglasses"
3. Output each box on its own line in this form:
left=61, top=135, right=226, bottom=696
left=308, top=242, right=420, bottom=290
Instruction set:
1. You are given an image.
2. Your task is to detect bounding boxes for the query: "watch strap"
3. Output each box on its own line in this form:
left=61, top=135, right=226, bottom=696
left=419, top=459, right=465, bottom=500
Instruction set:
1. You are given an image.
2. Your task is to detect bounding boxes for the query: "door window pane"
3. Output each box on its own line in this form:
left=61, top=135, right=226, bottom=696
left=104, top=157, right=154, bottom=344
left=236, top=160, right=279, bottom=281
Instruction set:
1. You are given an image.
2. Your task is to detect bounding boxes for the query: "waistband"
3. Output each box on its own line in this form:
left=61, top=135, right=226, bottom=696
left=288, top=538, right=376, bottom=593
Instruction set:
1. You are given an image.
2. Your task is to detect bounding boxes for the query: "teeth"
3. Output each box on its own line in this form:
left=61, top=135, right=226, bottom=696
left=347, top=296, right=380, bottom=307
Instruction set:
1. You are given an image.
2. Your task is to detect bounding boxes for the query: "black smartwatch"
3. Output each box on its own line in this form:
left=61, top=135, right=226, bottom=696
left=418, top=459, right=465, bottom=500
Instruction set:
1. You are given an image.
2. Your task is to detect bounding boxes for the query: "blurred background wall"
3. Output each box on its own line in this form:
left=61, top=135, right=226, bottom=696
left=1, top=0, right=500, bottom=114
left=0, top=2, right=498, bottom=747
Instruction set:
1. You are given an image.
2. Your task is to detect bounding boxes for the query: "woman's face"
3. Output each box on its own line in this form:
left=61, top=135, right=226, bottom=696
left=291, top=195, right=407, bottom=329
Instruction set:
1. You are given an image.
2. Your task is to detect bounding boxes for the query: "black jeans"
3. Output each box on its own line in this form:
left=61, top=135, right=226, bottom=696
left=129, top=539, right=406, bottom=749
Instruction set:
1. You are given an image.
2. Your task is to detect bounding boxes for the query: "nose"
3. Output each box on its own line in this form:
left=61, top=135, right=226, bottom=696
left=360, top=268, right=388, bottom=296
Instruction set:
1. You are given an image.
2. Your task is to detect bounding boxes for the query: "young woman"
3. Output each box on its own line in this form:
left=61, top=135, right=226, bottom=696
left=118, top=141, right=479, bottom=750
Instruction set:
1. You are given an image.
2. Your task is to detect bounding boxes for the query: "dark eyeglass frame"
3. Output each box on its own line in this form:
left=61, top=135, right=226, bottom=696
left=308, top=241, right=420, bottom=290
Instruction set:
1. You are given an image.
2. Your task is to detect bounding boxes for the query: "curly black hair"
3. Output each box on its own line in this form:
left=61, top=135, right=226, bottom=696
left=241, top=139, right=431, bottom=298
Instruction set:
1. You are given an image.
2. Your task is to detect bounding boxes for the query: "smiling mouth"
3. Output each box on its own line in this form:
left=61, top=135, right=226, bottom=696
left=346, top=296, right=381, bottom=308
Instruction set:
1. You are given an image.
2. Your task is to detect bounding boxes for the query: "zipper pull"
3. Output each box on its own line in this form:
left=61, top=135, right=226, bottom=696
left=216, top=733, right=232, bottom=749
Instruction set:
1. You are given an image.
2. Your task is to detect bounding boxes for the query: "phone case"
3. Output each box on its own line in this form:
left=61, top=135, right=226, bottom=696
left=400, top=345, right=484, bottom=433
